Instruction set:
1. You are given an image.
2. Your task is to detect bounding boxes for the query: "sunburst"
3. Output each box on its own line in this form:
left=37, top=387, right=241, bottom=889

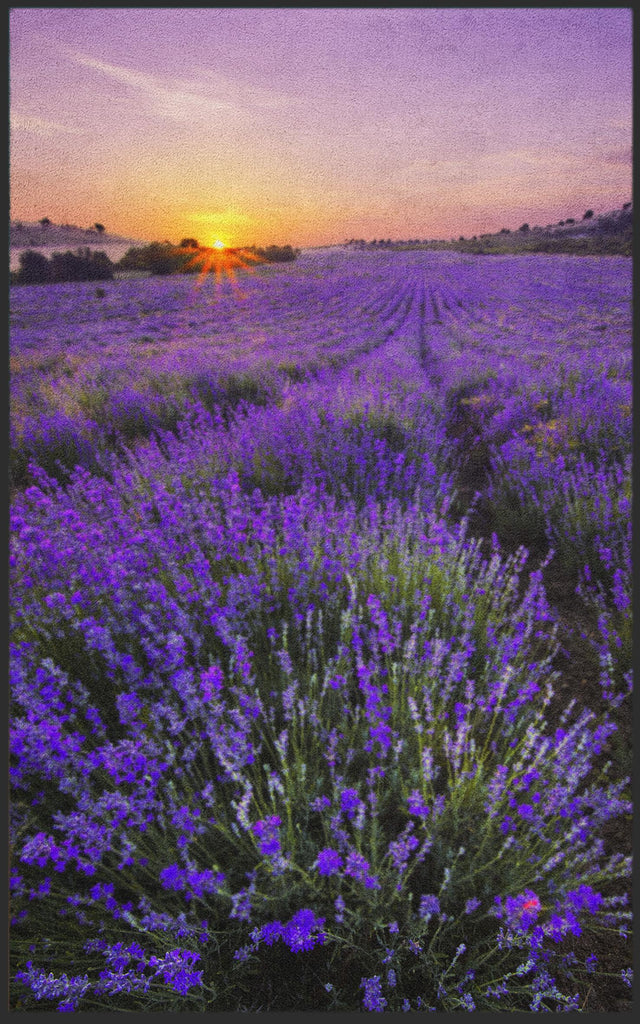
left=178, top=241, right=263, bottom=300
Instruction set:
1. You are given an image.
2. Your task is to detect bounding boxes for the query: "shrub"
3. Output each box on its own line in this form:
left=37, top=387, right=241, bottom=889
left=117, top=242, right=191, bottom=276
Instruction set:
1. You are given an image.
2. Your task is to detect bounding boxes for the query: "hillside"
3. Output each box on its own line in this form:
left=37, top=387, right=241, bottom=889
left=347, top=203, right=633, bottom=256
left=9, top=220, right=144, bottom=250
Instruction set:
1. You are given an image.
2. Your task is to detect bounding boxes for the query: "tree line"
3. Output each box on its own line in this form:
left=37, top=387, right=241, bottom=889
left=12, top=239, right=299, bottom=285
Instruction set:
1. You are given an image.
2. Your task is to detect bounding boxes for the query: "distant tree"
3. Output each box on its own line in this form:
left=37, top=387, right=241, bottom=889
left=558, top=221, right=565, bottom=226
left=565, top=218, right=575, bottom=224
left=179, top=238, right=199, bottom=249
left=16, top=250, right=51, bottom=284
left=94, top=223, right=106, bottom=234
left=582, top=209, right=594, bottom=220
left=499, top=228, right=511, bottom=234
left=256, top=244, right=296, bottom=263
left=623, top=202, right=631, bottom=210
left=459, top=236, right=465, bottom=242
left=39, top=217, right=51, bottom=228
left=518, top=223, right=530, bottom=233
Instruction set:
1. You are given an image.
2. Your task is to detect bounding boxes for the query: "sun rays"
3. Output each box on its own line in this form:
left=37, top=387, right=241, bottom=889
left=178, top=241, right=263, bottom=300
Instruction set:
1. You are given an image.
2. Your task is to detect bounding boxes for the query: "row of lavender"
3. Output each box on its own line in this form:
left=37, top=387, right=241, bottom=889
left=10, top=250, right=631, bottom=1010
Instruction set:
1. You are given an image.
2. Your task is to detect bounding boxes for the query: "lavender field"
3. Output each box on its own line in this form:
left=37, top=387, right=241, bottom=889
left=9, top=249, right=632, bottom=1011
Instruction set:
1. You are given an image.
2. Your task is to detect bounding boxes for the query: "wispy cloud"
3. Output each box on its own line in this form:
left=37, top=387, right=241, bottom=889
left=66, top=50, right=298, bottom=127
left=196, top=68, right=300, bottom=112
left=70, top=52, right=235, bottom=122
left=10, top=112, right=84, bottom=136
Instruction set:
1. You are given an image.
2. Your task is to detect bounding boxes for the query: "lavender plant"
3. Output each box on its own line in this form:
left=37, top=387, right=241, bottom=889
left=10, top=464, right=631, bottom=1011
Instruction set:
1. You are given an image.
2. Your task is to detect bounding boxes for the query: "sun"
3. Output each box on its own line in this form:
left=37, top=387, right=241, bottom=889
left=211, top=239, right=225, bottom=250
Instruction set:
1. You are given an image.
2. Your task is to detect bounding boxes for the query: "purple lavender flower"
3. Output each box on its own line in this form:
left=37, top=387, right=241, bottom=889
left=339, top=787, right=362, bottom=819
left=388, top=824, right=419, bottom=872
left=15, top=961, right=91, bottom=1009
left=565, top=884, right=603, bottom=914
left=407, top=789, right=430, bottom=818
left=252, top=815, right=282, bottom=856
left=361, top=974, right=387, bottom=1011
left=229, top=887, right=253, bottom=921
left=259, top=921, right=283, bottom=946
left=316, top=847, right=343, bottom=876
left=495, top=890, right=541, bottom=931
left=95, top=968, right=151, bottom=996
left=281, top=908, right=326, bottom=952
left=149, top=948, right=203, bottom=995
left=344, top=849, right=381, bottom=889
left=419, top=894, right=440, bottom=918
left=334, top=894, right=346, bottom=924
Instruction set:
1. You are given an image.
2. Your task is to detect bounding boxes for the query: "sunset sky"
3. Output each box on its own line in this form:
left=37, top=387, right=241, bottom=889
left=9, top=7, right=632, bottom=248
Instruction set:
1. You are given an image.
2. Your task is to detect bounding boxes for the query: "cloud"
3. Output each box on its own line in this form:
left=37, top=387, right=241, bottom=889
left=196, top=68, right=300, bottom=112
left=10, top=112, right=84, bottom=136
left=69, top=52, right=235, bottom=122
left=65, top=50, right=298, bottom=127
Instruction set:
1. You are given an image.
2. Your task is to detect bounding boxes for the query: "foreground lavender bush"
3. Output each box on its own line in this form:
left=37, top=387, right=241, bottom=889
left=10, top=462, right=631, bottom=1011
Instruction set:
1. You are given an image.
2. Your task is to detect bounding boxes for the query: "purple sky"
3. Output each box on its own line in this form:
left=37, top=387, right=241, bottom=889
left=10, top=8, right=632, bottom=246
